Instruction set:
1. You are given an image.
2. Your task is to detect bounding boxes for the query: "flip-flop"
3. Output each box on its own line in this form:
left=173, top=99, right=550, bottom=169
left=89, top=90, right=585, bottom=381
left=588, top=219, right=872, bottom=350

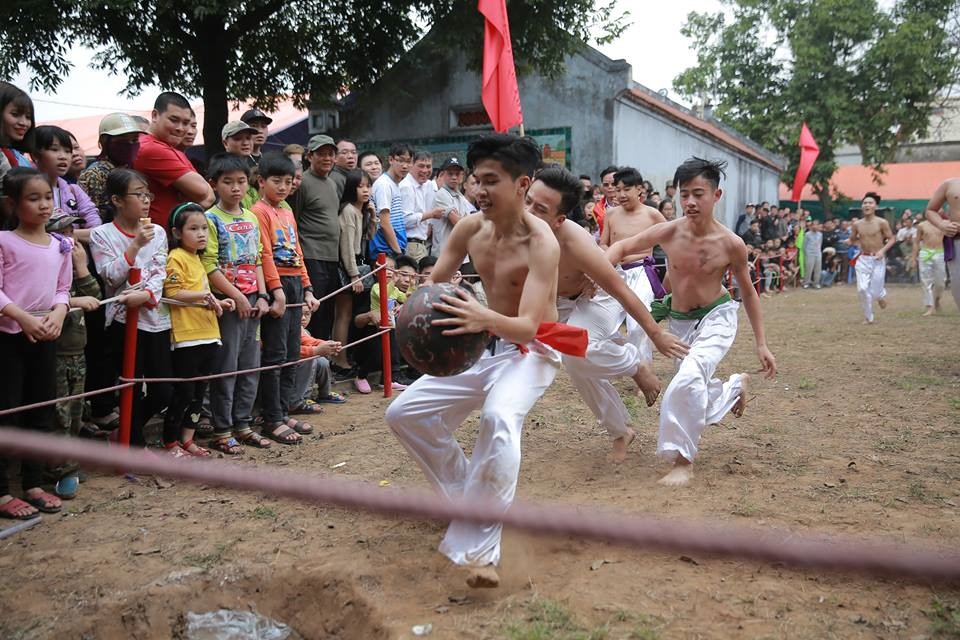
left=317, top=392, right=347, bottom=404
left=55, top=473, right=80, bottom=500
left=24, top=490, right=61, bottom=514
left=0, top=497, right=40, bottom=520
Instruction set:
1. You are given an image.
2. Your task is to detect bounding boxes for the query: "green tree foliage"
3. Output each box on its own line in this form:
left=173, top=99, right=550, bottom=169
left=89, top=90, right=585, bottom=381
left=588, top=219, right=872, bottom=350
left=0, top=0, right=626, bottom=155
left=674, top=0, right=959, bottom=213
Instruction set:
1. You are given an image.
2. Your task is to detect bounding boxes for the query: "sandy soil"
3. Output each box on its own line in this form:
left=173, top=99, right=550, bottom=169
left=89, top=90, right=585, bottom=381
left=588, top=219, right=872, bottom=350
left=1, top=283, right=959, bottom=639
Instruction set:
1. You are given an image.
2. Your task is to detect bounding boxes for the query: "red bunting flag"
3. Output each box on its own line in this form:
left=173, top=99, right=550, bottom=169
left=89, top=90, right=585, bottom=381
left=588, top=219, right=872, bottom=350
left=478, top=0, right=524, bottom=132
left=791, top=123, right=820, bottom=202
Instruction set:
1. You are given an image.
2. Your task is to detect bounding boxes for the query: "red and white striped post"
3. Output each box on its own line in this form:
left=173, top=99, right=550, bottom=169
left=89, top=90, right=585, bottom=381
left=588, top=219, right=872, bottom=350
left=376, top=253, right=392, bottom=398
left=118, top=267, right=141, bottom=447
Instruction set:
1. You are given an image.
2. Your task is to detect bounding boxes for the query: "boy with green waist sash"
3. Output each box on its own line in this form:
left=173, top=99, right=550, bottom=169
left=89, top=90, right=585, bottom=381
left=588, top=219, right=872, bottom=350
left=607, top=157, right=776, bottom=487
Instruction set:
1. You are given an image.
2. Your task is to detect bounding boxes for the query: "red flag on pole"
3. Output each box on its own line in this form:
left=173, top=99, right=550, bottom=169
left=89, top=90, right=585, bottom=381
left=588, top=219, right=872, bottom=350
left=478, top=0, right=523, bottom=132
left=791, top=122, right=820, bottom=202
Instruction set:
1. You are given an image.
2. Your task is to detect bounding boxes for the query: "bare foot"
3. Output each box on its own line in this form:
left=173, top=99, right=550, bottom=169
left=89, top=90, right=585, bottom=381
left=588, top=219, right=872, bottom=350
left=732, top=374, right=749, bottom=418
left=878, top=297, right=888, bottom=309
left=632, top=363, right=661, bottom=407
left=657, top=459, right=694, bottom=487
left=861, top=319, right=876, bottom=325
left=922, top=307, right=934, bottom=317
left=607, top=428, right=636, bottom=463
left=466, top=565, right=500, bottom=588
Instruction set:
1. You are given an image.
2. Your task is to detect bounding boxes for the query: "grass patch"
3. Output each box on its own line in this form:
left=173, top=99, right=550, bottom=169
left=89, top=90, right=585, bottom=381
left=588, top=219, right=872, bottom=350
left=182, top=541, right=235, bottom=570
left=502, top=597, right=630, bottom=640
left=251, top=505, right=277, bottom=520
left=928, top=598, right=960, bottom=638
left=896, top=374, right=948, bottom=391
left=908, top=481, right=927, bottom=501
left=798, top=378, right=817, bottom=391
left=622, top=394, right=642, bottom=423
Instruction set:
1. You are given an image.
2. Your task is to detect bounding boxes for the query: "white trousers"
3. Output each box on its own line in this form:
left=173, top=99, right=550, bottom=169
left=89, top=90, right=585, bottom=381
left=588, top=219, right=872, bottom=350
left=622, top=265, right=655, bottom=363
left=557, top=293, right=641, bottom=440
left=948, top=238, right=960, bottom=310
left=658, top=301, right=743, bottom=463
left=385, top=341, right=560, bottom=567
left=855, top=255, right=887, bottom=322
left=918, top=251, right=946, bottom=307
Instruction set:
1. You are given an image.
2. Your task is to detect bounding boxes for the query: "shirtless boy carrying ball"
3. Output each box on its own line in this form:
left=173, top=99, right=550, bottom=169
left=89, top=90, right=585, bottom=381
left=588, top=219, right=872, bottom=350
left=386, top=134, right=587, bottom=588
left=606, top=158, right=776, bottom=487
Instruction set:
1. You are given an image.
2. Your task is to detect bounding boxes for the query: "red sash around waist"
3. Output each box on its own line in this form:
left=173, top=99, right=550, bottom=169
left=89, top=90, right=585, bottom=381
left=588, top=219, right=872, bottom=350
left=516, top=322, right=588, bottom=357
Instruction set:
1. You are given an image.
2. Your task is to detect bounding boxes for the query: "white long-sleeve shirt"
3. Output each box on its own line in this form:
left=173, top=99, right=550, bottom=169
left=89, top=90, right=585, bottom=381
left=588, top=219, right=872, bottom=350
left=90, top=221, right=171, bottom=332
left=400, top=173, right=437, bottom=241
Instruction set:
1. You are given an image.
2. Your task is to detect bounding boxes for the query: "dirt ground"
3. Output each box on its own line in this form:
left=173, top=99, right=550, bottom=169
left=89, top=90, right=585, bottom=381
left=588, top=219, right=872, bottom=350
left=2, top=283, right=959, bottom=639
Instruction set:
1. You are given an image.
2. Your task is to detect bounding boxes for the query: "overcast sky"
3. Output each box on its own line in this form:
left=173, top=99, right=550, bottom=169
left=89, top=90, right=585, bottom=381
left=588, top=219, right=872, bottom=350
left=15, top=1, right=719, bottom=123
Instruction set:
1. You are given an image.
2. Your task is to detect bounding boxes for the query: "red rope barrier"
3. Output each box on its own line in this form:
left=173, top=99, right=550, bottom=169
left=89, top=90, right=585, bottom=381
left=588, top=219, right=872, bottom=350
left=0, top=428, right=957, bottom=584
left=0, top=382, right=134, bottom=418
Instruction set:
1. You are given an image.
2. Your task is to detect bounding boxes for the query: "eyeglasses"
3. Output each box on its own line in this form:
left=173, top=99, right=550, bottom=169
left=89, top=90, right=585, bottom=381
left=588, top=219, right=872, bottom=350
left=125, top=191, right=155, bottom=202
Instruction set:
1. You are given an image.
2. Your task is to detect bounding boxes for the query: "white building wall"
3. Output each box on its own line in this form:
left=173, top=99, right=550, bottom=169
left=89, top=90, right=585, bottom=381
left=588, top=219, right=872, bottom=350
left=613, top=98, right=782, bottom=229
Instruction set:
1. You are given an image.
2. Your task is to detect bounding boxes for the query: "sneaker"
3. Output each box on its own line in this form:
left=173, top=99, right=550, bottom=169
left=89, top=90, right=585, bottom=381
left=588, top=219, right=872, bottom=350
left=390, top=381, right=408, bottom=392
left=331, top=364, right=356, bottom=382
left=354, top=378, right=372, bottom=394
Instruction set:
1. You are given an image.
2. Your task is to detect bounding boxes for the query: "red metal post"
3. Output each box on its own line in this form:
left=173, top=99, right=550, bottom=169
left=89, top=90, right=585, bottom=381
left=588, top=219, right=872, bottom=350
left=118, top=267, right=141, bottom=447
left=377, top=253, right=392, bottom=398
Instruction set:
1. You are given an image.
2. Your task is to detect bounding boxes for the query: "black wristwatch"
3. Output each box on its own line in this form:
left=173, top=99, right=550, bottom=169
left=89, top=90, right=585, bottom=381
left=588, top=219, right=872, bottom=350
left=257, top=293, right=269, bottom=301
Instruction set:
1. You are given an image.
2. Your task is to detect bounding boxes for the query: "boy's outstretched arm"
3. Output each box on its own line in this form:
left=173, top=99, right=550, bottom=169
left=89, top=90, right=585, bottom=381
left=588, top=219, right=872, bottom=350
left=729, top=238, right=776, bottom=379
left=605, top=222, right=670, bottom=265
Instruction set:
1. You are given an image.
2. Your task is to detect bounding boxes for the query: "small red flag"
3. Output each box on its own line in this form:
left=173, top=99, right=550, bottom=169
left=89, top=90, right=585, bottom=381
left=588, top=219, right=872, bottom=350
left=478, top=0, right=523, bottom=132
left=791, top=122, right=820, bottom=202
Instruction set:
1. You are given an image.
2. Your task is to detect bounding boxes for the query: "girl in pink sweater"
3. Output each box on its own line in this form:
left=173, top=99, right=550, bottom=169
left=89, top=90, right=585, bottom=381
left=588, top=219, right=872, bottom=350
left=0, top=167, right=73, bottom=519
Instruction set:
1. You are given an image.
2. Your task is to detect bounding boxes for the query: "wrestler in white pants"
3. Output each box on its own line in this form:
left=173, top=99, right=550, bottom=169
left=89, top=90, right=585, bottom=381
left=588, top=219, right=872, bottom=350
left=658, top=301, right=744, bottom=463
left=918, top=249, right=946, bottom=308
left=948, top=238, right=960, bottom=310
left=621, top=265, right=655, bottom=362
left=854, top=255, right=887, bottom=322
left=386, top=341, right=560, bottom=567
left=557, top=293, right=641, bottom=441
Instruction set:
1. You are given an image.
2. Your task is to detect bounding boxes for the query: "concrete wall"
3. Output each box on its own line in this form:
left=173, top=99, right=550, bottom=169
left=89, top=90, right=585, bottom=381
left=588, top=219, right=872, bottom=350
left=613, top=97, right=782, bottom=229
left=340, top=47, right=631, bottom=177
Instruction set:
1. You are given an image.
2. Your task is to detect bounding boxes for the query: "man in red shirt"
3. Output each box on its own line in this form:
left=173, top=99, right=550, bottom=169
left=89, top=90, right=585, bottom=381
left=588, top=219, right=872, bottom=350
left=133, top=92, right=214, bottom=227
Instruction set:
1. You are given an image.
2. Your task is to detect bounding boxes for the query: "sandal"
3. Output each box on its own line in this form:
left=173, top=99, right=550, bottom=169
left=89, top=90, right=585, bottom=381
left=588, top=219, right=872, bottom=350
left=24, top=489, right=61, bottom=514
left=195, top=416, right=215, bottom=438
left=164, top=442, right=191, bottom=459
left=317, top=391, right=347, bottom=404
left=284, top=417, right=313, bottom=435
left=235, top=429, right=272, bottom=449
left=181, top=440, right=211, bottom=458
left=265, top=423, right=302, bottom=445
left=208, top=436, right=243, bottom=455
left=55, top=472, right=80, bottom=500
left=0, top=496, right=39, bottom=520
left=290, top=399, right=324, bottom=414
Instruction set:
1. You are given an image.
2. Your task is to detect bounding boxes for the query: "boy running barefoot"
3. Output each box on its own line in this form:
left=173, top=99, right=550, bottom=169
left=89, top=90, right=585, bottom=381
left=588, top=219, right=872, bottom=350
left=526, top=166, right=689, bottom=462
left=600, top=167, right=667, bottom=403
left=848, top=192, right=895, bottom=323
left=606, top=158, right=776, bottom=487
left=386, top=135, right=587, bottom=589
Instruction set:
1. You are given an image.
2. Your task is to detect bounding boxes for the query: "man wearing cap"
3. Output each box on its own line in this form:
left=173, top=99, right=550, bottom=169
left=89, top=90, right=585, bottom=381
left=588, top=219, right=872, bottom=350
left=430, top=156, right=472, bottom=259
left=292, top=134, right=341, bottom=337
left=134, top=91, right=214, bottom=227
left=241, top=108, right=273, bottom=167
left=221, top=120, right=260, bottom=209
left=79, top=112, right=143, bottom=220
left=330, top=139, right=357, bottom=195
left=400, top=150, right=442, bottom=262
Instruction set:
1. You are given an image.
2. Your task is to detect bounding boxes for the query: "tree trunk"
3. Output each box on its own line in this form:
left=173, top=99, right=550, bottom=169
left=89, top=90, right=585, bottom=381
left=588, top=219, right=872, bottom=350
left=815, top=184, right=833, bottom=218
left=195, top=17, right=228, bottom=159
